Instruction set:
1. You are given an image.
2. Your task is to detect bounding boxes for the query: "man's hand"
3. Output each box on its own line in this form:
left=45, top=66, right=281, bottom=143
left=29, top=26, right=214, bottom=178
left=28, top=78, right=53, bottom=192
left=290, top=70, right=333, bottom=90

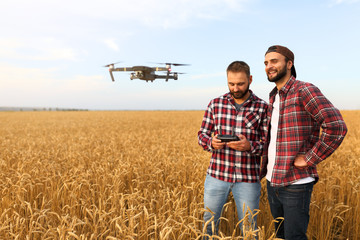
left=294, top=155, right=309, bottom=169
left=226, top=134, right=251, bottom=151
left=211, top=135, right=226, bottom=150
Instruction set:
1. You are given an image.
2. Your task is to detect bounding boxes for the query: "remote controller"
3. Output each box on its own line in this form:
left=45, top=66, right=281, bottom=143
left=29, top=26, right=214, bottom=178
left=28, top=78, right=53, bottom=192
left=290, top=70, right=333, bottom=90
left=217, top=126, right=239, bottom=142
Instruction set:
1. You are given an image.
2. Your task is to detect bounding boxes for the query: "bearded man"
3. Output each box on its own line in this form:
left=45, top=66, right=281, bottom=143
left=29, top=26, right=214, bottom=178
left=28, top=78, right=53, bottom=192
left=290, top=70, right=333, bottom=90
left=198, top=61, right=268, bottom=238
left=262, top=45, right=347, bottom=239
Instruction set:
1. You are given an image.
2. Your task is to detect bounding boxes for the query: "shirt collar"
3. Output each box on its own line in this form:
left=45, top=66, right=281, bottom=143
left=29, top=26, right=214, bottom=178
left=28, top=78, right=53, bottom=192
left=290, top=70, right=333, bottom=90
left=269, top=76, right=296, bottom=98
left=225, top=90, right=254, bottom=105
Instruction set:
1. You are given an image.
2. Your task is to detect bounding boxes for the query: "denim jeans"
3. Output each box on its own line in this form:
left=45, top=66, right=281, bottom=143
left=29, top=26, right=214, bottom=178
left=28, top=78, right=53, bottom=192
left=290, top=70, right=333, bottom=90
left=203, top=174, right=261, bottom=237
left=266, top=181, right=314, bottom=240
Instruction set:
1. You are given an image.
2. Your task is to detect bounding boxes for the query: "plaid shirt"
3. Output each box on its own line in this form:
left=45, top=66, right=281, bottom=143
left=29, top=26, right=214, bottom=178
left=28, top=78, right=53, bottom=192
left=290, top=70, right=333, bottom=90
left=198, top=90, right=268, bottom=183
left=261, top=77, right=348, bottom=187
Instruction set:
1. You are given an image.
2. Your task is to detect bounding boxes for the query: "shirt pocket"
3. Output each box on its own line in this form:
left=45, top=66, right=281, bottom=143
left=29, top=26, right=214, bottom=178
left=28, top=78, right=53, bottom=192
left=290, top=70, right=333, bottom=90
left=244, top=111, right=260, bottom=130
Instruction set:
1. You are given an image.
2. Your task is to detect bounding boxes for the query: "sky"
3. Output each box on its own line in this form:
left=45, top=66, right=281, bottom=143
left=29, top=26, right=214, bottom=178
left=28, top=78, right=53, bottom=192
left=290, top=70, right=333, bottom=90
left=1, top=0, right=360, bottom=110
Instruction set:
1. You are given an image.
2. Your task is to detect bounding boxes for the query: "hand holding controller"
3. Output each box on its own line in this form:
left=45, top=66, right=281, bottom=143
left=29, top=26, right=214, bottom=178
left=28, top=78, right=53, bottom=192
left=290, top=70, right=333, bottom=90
left=217, top=126, right=239, bottom=142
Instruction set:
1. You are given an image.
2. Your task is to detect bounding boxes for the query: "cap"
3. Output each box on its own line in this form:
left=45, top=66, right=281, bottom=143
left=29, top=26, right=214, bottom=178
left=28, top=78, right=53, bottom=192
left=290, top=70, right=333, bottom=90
left=265, top=45, right=296, bottom=78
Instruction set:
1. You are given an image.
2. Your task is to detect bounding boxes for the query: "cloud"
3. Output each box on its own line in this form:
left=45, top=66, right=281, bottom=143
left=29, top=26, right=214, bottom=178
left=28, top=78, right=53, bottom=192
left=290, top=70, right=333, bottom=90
left=0, top=63, right=107, bottom=108
left=0, top=37, right=80, bottom=61
left=333, top=0, right=359, bottom=3
left=1, top=0, right=249, bottom=30
left=74, top=0, right=248, bottom=27
left=329, top=0, right=359, bottom=6
left=0, top=61, right=223, bottom=110
left=111, top=85, right=228, bottom=110
left=190, top=72, right=224, bottom=80
left=0, top=63, right=57, bottom=89
left=122, top=0, right=248, bottom=29
left=59, top=75, right=109, bottom=92
left=104, top=39, right=119, bottom=51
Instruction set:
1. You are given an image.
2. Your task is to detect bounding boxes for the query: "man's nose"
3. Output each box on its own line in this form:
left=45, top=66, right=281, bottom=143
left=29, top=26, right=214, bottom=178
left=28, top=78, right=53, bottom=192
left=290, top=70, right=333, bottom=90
left=265, top=63, right=273, bottom=71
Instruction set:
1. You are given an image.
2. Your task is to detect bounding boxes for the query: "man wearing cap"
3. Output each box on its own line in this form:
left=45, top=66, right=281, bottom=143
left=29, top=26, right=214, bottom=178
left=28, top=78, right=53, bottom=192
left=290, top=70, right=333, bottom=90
left=261, top=45, right=347, bottom=239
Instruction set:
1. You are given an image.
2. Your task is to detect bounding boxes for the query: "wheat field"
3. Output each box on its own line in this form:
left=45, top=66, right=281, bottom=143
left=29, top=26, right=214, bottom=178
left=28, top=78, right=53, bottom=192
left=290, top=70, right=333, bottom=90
left=0, top=110, right=358, bottom=239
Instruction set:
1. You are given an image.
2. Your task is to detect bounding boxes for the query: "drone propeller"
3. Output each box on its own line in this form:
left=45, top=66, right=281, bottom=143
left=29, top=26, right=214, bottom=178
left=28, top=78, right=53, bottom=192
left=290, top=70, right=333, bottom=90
left=103, top=61, right=122, bottom=67
left=151, top=62, right=191, bottom=67
left=167, top=63, right=191, bottom=66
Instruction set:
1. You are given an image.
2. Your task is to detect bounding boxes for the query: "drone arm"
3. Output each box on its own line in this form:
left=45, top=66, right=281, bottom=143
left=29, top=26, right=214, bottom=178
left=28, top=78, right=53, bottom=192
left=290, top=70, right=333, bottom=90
left=165, top=70, right=170, bottom=82
left=109, top=70, right=115, bottom=82
left=154, top=67, right=168, bottom=71
left=112, top=67, right=135, bottom=72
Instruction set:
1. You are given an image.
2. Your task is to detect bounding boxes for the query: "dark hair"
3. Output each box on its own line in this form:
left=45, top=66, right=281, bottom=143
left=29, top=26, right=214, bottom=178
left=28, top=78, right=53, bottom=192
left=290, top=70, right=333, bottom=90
left=226, top=61, right=250, bottom=78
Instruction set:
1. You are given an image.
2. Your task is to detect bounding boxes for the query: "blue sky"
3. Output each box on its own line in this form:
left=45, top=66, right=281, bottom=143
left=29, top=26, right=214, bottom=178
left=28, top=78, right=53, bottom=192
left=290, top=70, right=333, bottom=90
left=1, top=0, right=359, bottom=110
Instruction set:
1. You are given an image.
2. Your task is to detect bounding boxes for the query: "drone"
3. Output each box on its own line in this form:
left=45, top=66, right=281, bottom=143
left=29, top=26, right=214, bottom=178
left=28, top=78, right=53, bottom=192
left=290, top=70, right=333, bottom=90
left=104, top=62, right=190, bottom=82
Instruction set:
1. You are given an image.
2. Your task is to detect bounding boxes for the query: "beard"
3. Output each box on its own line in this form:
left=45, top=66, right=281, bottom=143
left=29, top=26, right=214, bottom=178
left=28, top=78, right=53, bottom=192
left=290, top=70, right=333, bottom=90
left=230, top=84, right=250, bottom=99
left=267, top=65, right=287, bottom=83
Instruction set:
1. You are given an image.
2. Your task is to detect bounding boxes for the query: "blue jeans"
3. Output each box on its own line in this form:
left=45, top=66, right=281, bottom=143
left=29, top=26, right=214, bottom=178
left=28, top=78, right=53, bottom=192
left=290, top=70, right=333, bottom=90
left=203, top=175, right=261, bottom=237
left=267, top=181, right=314, bottom=240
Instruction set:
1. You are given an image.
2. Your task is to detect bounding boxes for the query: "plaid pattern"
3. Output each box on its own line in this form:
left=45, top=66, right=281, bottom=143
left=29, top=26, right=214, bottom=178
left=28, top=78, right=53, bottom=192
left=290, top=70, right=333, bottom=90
left=198, top=91, right=268, bottom=183
left=261, top=77, right=348, bottom=187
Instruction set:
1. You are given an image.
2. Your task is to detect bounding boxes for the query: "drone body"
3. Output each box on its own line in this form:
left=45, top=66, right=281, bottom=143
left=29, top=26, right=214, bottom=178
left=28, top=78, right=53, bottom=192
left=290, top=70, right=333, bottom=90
left=105, top=63, right=189, bottom=82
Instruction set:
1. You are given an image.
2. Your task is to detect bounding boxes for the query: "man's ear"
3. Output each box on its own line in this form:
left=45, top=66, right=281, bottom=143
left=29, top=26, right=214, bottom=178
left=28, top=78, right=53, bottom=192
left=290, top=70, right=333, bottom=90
left=287, top=61, right=293, bottom=70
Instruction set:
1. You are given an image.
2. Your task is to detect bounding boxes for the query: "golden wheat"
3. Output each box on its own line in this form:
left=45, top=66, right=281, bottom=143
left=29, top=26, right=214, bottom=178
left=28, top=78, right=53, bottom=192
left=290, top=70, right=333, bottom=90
left=0, top=110, right=358, bottom=239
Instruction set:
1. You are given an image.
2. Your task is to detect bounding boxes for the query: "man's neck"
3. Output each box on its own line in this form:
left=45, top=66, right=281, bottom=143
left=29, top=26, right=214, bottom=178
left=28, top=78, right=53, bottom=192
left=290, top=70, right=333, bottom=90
left=233, top=91, right=251, bottom=105
left=275, top=73, right=292, bottom=90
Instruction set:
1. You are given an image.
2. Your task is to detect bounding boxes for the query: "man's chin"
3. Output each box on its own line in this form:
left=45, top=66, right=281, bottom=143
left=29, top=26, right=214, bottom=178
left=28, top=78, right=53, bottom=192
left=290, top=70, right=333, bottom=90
left=267, top=76, right=280, bottom=83
left=231, top=93, right=243, bottom=99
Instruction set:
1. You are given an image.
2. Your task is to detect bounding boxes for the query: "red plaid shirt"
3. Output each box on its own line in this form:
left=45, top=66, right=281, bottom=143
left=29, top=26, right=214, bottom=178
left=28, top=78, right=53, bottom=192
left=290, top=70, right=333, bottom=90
left=261, top=77, right=348, bottom=187
left=198, top=91, right=268, bottom=183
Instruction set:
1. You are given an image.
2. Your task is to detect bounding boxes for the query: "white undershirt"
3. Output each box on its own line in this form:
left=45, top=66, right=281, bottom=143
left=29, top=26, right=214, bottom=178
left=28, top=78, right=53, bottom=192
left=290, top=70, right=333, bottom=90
left=266, top=93, right=279, bottom=182
left=266, top=92, right=314, bottom=185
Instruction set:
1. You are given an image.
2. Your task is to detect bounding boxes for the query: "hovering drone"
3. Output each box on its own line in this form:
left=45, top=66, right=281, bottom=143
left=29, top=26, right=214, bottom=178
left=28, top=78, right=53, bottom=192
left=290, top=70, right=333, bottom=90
left=104, top=62, right=190, bottom=82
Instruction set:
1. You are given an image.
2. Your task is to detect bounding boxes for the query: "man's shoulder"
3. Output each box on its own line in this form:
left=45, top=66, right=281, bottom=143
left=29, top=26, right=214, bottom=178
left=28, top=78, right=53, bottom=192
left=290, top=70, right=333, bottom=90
left=250, top=93, right=269, bottom=106
left=209, top=93, right=231, bottom=103
left=292, top=79, right=317, bottom=90
left=289, top=79, right=321, bottom=97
